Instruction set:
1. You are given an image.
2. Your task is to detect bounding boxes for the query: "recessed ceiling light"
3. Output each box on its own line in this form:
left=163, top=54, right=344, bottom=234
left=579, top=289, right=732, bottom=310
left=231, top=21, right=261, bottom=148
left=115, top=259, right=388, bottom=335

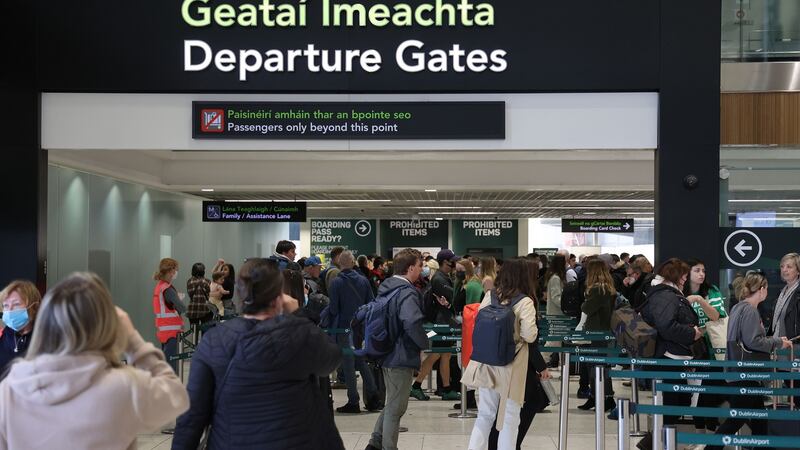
left=201, top=188, right=215, bottom=192
left=729, top=199, right=800, bottom=202
left=425, top=189, right=437, bottom=193
left=583, top=212, right=597, bottom=215
left=435, top=217, right=444, bottom=221
left=550, top=199, right=654, bottom=203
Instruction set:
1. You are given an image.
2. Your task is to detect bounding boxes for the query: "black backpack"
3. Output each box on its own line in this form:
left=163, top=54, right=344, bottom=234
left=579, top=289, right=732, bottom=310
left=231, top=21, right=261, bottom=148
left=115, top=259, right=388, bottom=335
left=561, top=280, right=584, bottom=317
left=421, top=284, right=438, bottom=323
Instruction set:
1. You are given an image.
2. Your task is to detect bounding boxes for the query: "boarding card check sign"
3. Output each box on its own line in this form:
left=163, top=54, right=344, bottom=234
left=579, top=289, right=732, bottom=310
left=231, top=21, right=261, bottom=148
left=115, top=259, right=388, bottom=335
left=203, top=201, right=307, bottom=223
left=561, top=218, right=634, bottom=233
left=192, top=101, right=505, bottom=140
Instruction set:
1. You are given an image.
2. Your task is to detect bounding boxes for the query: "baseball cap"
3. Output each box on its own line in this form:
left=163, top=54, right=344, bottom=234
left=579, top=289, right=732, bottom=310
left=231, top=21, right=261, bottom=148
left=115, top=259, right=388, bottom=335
left=436, top=249, right=459, bottom=264
left=304, top=256, right=322, bottom=267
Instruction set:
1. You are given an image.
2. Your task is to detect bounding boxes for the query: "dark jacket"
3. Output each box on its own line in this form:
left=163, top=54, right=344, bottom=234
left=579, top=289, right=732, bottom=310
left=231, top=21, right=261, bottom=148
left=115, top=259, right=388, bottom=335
left=784, top=289, right=800, bottom=349
left=726, top=301, right=782, bottom=372
left=430, top=270, right=455, bottom=324
left=611, top=266, right=627, bottom=295
left=379, top=276, right=429, bottom=370
left=641, top=283, right=699, bottom=358
left=172, top=314, right=343, bottom=450
left=0, top=328, right=32, bottom=378
left=328, top=269, right=375, bottom=328
left=582, top=286, right=615, bottom=332
left=630, top=272, right=655, bottom=310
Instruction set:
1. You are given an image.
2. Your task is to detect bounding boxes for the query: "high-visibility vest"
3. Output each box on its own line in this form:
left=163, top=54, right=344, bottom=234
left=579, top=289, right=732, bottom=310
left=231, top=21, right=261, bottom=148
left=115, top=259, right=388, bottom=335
left=153, top=280, right=184, bottom=343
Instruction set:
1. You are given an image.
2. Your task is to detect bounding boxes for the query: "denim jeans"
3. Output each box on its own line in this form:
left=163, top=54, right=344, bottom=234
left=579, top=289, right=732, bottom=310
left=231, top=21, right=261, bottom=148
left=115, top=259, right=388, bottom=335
left=162, top=337, right=179, bottom=373
left=337, top=335, right=377, bottom=406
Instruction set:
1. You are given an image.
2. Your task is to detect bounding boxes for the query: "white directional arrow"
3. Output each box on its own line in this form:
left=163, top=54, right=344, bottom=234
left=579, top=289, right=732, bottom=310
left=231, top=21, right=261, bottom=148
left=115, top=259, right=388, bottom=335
left=358, top=224, right=367, bottom=233
left=734, top=239, right=752, bottom=257
left=623, top=222, right=631, bottom=230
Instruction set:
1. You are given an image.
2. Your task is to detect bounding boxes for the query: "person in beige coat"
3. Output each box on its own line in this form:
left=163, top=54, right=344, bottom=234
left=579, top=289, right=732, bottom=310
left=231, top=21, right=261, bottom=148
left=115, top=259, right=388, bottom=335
left=462, top=258, right=539, bottom=450
left=0, top=272, right=189, bottom=450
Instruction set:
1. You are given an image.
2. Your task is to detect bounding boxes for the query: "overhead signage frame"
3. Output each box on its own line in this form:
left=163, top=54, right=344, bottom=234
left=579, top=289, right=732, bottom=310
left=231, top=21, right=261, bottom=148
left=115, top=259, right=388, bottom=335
left=202, top=201, right=306, bottom=222
left=561, top=218, right=634, bottom=233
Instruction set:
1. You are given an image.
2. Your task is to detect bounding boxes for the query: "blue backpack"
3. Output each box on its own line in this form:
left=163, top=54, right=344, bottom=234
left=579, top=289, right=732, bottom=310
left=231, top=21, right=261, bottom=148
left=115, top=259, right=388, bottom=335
left=350, top=287, right=403, bottom=362
left=470, top=291, right=527, bottom=366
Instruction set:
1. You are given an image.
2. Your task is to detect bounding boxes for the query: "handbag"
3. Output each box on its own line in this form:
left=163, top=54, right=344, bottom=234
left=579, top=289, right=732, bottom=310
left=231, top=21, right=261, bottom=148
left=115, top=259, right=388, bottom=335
left=704, top=316, right=728, bottom=361
left=198, top=341, right=240, bottom=449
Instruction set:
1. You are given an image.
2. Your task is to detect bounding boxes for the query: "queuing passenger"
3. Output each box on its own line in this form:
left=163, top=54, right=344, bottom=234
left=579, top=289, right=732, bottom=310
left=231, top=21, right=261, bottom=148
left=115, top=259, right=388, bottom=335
left=426, top=258, right=440, bottom=279
left=186, top=263, right=212, bottom=324
left=303, top=256, right=324, bottom=294
left=544, top=254, right=567, bottom=368
left=682, top=257, right=727, bottom=434
left=152, top=258, right=186, bottom=373
left=771, top=253, right=800, bottom=348
left=480, top=257, right=498, bottom=292
left=457, top=259, right=484, bottom=306
left=610, top=256, right=628, bottom=294
left=358, top=254, right=373, bottom=281
left=705, top=271, right=792, bottom=450
left=489, top=258, right=549, bottom=450
left=211, top=259, right=236, bottom=314
left=271, top=240, right=302, bottom=271
left=626, top=256, right=654, bottom=309
left=638, top=258, right=701, bottom=450
left=556, top=249, right=577, bottom=282
left=365, top=249, right=428, bottom=450
left=321, top=246, right=346, bottom=295
left=0, top=273, right=189, bottom=449
left=172, top=259, right=344, bottom=450
left=576, top=259, right=617, bottom=412
left=0, top=281, right=41, bottom=376
left=463, top=258, right=538, bottom=450
left=302, top=257, right=330, bottom=321
left=410, top=249, right=461, bottom=402
left=620, top=252, right=630, bottom=264
left=328, top=251, right=380, bottom=413
left=414, top=260, right=430, bottom=292
left=371, top=256, right=387, bottom=290
left=208, top=271, right=228, bottom=317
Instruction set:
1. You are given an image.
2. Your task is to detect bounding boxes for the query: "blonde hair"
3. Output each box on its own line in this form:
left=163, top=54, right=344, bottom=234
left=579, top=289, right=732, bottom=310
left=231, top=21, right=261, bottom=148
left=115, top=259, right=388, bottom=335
left=480, top=257, right=497, bottom=281
left=0, top=280, right=42, bottom=323
left=154, top=258, right=179, bottom=282
left=780, top=253, right=800, bottom=275
left=457, top=259, right=480, bottom=284
left=736, top=272, right=768, bottom=300
left=585, top=259, right=617, bottom=296
left=26, top=273, right=123, bottom=367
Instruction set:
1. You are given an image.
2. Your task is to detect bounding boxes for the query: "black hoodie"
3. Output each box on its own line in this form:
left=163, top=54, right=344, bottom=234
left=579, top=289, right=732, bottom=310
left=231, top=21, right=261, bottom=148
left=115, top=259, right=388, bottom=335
left=641, top=283, right=699, bottom=358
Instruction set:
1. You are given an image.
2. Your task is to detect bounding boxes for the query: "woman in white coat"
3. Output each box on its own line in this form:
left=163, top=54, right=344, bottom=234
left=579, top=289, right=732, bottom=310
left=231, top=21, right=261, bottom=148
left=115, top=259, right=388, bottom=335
left=462, top=258, right=539, bottom=450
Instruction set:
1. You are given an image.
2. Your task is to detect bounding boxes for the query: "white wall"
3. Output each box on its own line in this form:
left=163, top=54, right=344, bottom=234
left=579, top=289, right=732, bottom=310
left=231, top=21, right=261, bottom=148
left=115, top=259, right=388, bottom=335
left=42, top=93, right=657, bottom=151
left=47, top=165, right=290, bottom=344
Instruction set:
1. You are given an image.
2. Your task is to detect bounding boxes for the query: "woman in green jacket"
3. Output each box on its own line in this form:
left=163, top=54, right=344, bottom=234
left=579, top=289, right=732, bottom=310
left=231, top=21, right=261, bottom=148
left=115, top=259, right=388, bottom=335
left=456, top=259, right=484, bottom=306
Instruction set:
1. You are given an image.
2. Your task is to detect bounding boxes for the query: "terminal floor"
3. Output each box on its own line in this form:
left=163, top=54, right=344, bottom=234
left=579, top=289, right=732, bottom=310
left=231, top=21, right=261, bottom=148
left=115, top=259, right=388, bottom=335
left=136, top=369, right=657, bottom=449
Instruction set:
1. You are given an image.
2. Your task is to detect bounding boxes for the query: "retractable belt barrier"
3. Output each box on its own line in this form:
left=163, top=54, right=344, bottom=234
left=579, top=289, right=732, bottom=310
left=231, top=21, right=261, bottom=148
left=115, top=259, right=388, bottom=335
left=655, top=382, right=800, bottom=396
left=676, top=432, right=800, bottom=449
left=610, top=370, right=800, bottom=381
left=637, top=404, right=800, bottom=420
left=168, top=351, right=195, bottom=362
left=576, top=354, right=799, bottom=370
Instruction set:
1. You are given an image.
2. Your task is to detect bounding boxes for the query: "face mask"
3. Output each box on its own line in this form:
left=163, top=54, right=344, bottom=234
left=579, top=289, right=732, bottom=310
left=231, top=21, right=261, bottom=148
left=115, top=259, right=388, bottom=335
left=3, top=309, right=29, bottom=332
left=304, top=294, right=309, bottom=307
left=456, top=271, right=466, bottom=281
left=422, top=266, right=431, bottom=278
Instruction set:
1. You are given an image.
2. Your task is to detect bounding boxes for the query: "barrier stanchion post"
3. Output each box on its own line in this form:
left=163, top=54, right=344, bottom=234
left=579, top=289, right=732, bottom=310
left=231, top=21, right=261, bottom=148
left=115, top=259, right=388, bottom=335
left=630, top=364, right=645, bottom=436
left=663, top=426, right=676, bottom=450
left=617, top=398, right=630, bottom=450
left=652, top=380, right=663, bottom=450
left=558, top=353, right=571, bottom=450
left=595, top=365, right=605, bottom=450
left=449, top=348, right=477, bottom=419
left=177, top=334, right=185, bottom=383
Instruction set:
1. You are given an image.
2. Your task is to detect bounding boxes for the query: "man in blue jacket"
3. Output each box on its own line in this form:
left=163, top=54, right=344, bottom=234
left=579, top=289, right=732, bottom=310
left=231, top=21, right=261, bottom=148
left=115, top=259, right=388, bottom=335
left=367, top=248, right=429, bottom=450
left=328, top=250, right=379, bottom=413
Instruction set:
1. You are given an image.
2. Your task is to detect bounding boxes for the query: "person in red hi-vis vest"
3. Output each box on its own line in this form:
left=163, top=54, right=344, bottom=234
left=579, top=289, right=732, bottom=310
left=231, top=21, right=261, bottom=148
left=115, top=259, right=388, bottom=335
left=152, top=258, right=186, bottom=374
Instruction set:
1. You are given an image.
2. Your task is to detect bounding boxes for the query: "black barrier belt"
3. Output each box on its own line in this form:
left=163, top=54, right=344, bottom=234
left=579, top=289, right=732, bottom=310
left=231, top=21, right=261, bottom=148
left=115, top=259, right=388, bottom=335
left=576, top=355, right=798, bottom=370
left=636, top=404, right=800, bottom=420
left=550, top=347, right=627, bottom=355
left=610, top=370, right=800, bottom=381
left=677, top=433, right=800, bottom=448
left=656, top=383, right=800, bottom=396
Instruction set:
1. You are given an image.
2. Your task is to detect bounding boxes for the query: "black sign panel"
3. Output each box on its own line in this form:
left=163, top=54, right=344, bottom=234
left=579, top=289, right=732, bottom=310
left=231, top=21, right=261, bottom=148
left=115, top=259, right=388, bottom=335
left=36, top=1, right=659, bottom=93
left=202, top=201, right=306, bottom=222
left=561, top=218, right=634, bottom=233
left=720, top=227, right=800, bottom=270
left=193, top=102, right=504, bottom=139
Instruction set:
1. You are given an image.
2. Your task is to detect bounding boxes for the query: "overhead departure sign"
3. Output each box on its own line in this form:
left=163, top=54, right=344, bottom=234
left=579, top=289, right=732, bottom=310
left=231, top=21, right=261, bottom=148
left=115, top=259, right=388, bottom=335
left=193, top=102, right=504, bottom=139
left=452, top=220, right=518, bottom=259
left=561, top=218, right=634, bottom=233
left=720, top=227, right=800, bottom=270
left=202, top=201, right=306, bottom=222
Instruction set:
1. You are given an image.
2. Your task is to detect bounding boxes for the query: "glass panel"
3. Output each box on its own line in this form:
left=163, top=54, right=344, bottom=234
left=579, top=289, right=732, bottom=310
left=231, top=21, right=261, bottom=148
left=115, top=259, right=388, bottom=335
left=722, top=0, right=800, bottom=61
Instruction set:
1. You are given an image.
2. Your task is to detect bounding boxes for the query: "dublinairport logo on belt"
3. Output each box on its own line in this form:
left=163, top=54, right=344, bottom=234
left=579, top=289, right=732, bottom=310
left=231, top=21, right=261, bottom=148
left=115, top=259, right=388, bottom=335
left=730, top=409, right=738, bottom=417
left=740, top=388, right=747, bottom=395
left=722, top=436, right=733, bottom=446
